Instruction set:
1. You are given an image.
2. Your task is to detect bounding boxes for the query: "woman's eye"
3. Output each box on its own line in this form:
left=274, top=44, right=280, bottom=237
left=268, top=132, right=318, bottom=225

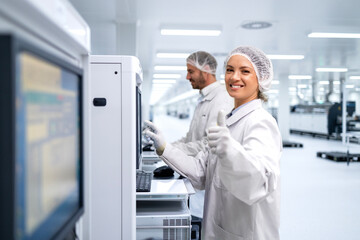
left=226, top=68, right=233, bottom=72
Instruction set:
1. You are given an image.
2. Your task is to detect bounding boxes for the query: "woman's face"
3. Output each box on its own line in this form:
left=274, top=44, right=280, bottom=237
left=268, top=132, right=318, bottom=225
left=225, top=55, right=259, bottom=108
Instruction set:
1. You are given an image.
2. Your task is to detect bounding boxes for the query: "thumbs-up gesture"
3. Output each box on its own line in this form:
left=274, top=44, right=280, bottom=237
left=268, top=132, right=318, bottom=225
left=207, top=110, right=233, bottom=157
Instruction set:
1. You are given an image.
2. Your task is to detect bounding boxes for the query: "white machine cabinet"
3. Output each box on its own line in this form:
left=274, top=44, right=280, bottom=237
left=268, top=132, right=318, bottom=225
left=88, top=55, right=142, bottom=240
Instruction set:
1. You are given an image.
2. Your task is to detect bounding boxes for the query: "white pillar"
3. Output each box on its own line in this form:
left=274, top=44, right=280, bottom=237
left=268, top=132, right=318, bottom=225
left=278, top=73, right=290, bottom=141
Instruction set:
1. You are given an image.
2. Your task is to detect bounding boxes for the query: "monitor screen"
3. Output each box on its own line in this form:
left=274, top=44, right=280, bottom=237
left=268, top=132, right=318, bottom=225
left=136, top=86, right=142, bottom=170
left=346, top=101, right=356, bottom=117
left=0, top=35, right=83, bottom=240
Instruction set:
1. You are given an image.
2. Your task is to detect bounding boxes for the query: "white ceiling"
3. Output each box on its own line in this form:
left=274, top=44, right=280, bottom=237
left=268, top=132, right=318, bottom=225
left=70, top=0, right=360, bottom=105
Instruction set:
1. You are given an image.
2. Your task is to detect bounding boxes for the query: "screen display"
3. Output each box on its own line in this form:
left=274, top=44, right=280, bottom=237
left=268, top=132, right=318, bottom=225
left=15, top=52, right=81, bottom=240
left=136, top=86, right=142, bottom=170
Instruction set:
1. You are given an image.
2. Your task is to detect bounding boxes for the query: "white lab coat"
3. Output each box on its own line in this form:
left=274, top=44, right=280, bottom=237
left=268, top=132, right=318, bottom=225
left=161, top=99, right=282, bottom=240
left=172, top=81, right=233, bottom=156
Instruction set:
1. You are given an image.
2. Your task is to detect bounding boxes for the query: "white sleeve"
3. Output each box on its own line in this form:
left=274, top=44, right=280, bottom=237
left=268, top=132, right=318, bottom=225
left=160, top=143, right=209, bottom=190
left=171, top=137, right=208, bottom=157
left=217, top=117, right=282, bottom=205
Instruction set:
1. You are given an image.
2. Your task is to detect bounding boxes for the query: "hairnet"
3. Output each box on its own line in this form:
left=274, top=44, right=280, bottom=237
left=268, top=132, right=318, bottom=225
left=224, top=46, right=273, bottom=92
left=186, top=51, right=217, bottom=75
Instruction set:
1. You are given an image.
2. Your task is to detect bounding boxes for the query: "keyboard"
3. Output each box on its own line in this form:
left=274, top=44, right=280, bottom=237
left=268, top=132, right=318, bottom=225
left=136, top=171, right=152, bottom=192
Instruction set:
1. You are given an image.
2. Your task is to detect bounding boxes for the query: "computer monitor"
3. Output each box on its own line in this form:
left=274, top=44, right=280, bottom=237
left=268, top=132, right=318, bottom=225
left=346, top=101, right=356, bottom=117
left=0, top=35, right=83, bottom=240
left=136, top=86, right=142, bottom=170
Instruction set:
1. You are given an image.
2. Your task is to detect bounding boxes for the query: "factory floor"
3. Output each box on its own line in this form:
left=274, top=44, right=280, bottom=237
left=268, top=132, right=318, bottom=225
left=153, top=113, right=360, bottom=240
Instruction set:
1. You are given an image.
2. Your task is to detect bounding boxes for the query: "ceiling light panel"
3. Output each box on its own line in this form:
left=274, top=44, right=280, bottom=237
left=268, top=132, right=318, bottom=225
left=160, top=29, right=221, bottom=36
left=153, top=74, right=181, bottom=78
left=308, top=32, right=360, bottom=38
left=316, top=68, right=348, bottom=72
left=153, top=79, right=177, bottom=84
left=288, top=75, right=312, bottom=80
left=350, top=76, right=360, bottom=80
left=156, top=53, right=190, bottom=58
left=267, top=55, right=304, bottom=60
left=154, top=66, right=187, bottom=71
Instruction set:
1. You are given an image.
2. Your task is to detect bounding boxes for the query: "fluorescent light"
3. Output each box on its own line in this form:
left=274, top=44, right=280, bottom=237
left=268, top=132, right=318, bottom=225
left=153, top=79, right=177, bottom=84
left=156, top=53, right=190, bottom=58
left=152, top=83, right=173, bottom=88
left=153, top=74, right=181, bottom=78
left=316, top=68, right=348, bottom=72
left=161, top=29, right=221, bottom=36
left=220, top=79, right=225, bottom=84
left=319, top=81, right=329, bottom=85
left=267, top=55, right=304, bottom=60
left=220, top=74, right=225, bottom=79
left=346, top=85, right=355, bottom=89
left=350, top=76, right=360, bottom=80
left=334, top=81, right=340, bottom=85
left=272, top=80, right=279, bottom=85
left=289, top=87, right=297, bottom=91
left=165, top=90, right=199, bottom=105
left=268, top=89, right=279, bottom=94
left=288, top=75, right=312, bottom=80
left=308, top=32, right=360, bottom=38
left=154, top=65, right=187, bottom=71
left=297, top=84, right=307, bottom=88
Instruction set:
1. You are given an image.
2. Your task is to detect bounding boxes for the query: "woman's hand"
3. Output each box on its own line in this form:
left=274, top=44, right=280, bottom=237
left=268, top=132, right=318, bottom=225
left=207, top=110, right=233, bottom=157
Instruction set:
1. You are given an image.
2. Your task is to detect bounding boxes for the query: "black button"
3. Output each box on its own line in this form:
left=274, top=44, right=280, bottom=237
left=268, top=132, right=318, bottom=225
left=93, top=98, right=107, bottom=107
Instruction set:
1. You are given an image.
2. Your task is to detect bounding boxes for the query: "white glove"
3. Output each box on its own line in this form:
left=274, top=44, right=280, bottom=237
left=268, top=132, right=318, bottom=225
left=143, top=120, right=166, bottom=155
left=207, top=110, right=236, bottom=157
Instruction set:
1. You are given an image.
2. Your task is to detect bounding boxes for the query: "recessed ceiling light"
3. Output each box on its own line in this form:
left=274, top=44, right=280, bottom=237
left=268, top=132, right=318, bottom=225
left=156, top=53, right=190, bottom=58
left=153, top=74, right=181, bottom=78
left=350, top=76, right=360, bottom=80
left=241, top=21, right=272, bottom=30
left=297, top=84, right=308, bottom=88
left=346, top=85, right=355, bottom=88
left=319, top=81, right=330, bottom=85
left=154, top=66, right=187, bottom=71
left=334, top=81, right=340, bottom=85
left=316, top=68, right=348, bottom=72
left=160, top=29, right=221, bottom=36
left=308, top=32, right=360, bottom=38
left=267, top=55, right=304, bottom=60
left=288, top=75, right=312, bottom=80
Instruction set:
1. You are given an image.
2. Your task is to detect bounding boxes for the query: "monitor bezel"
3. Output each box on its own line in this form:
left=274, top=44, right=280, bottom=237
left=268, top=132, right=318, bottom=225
left=0, top=34, right=84, bottom=240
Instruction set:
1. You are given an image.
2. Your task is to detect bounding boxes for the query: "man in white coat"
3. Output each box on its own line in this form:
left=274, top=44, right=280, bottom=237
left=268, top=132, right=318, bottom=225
left=145, top=46, right=282, bottom=240
left=170, top=51, right=233, bottom=219
left=171, top=51, right=233, bottom=156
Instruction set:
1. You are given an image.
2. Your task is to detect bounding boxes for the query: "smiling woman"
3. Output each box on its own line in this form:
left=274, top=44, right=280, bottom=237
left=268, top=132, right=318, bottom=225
left=144, top=45, right=282, bottom=240
left=224, top=46, right=274, bottom=106
left=225, top=55, right=259, bottom=107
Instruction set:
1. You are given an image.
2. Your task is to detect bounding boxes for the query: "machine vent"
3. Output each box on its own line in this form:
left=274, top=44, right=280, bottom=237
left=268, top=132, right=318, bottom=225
left=163, top=219, right=190, bottom=240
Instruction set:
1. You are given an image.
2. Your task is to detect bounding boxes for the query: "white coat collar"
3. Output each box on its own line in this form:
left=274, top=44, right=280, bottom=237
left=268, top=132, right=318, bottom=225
left=226, top=99, right=262, bottom=127
left=200, top=81, right=221, bottom=101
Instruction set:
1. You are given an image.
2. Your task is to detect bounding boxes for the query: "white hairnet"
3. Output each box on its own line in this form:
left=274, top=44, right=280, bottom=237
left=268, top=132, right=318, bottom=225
left=186, top=51, right=217, bottom=75
left=224, top=46, right=273, bottom=92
